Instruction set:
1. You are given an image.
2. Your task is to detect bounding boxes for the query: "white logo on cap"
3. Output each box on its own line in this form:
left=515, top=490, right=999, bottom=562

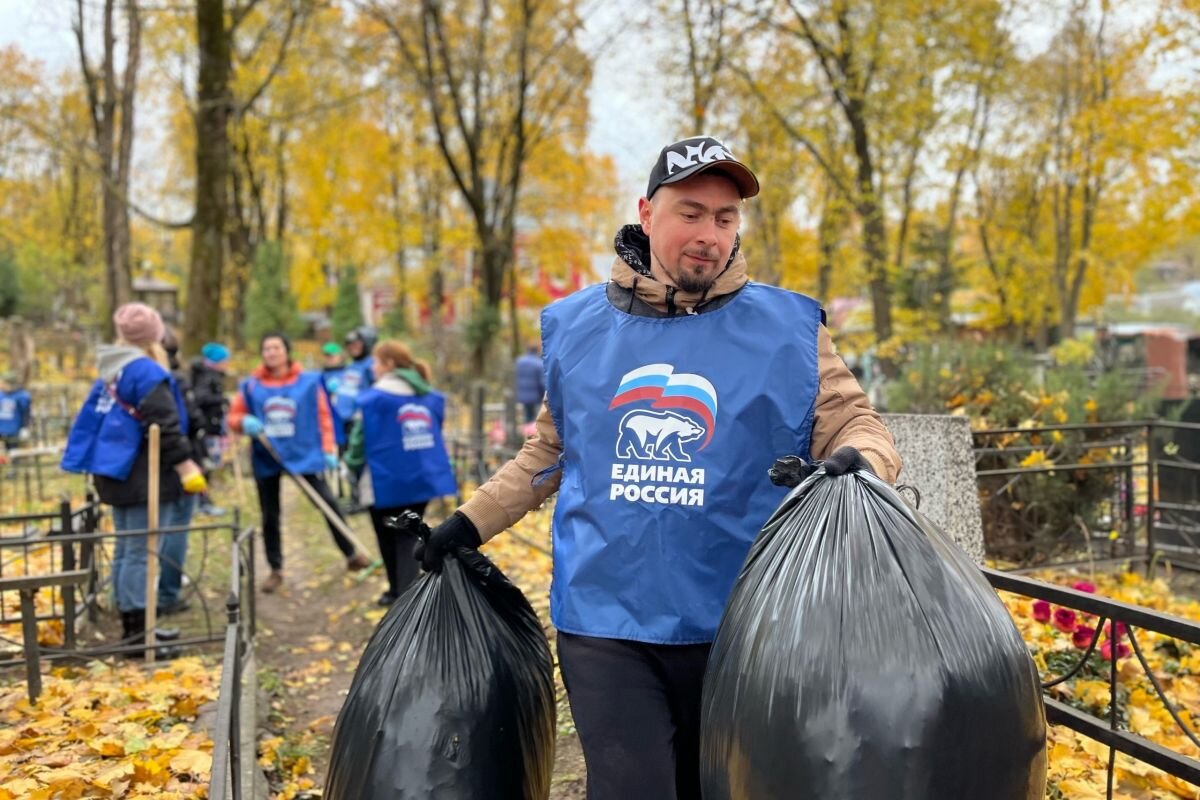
left=665, top=141, right=734, bottom=175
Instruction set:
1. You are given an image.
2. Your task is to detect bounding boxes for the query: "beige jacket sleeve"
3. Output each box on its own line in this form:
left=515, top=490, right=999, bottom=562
left=459, top=401, right=563, bottom=543
left=459, top=325, right=901, bottom=541
left=809, top=326, right=902, bottom=483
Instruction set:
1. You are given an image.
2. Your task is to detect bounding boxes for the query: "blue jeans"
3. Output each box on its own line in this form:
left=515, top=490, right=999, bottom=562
left=110, top=496, right=195, bottom=612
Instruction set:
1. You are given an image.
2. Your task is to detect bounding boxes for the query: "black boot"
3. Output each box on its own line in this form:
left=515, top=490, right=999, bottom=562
left=120, top=610, right=183, bottom=659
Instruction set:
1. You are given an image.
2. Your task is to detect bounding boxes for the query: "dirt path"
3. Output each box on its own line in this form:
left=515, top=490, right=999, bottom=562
left=239, top=478, right=586, bottom=798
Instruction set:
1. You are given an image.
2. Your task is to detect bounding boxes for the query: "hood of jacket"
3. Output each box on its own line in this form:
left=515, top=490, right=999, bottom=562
left=97, top=344, right=148, bottom=382
left=610, top=223, right=748, bottom=315
left=373, top=370, right=430, bottom=396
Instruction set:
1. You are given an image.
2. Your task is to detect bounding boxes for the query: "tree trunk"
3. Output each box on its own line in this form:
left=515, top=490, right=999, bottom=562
left=184, top=0, right=231, bottom=355
left=75, top=0, right=139, bottom=335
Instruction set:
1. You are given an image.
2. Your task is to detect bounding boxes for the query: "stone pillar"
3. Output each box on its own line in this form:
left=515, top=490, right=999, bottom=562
left=882, top=413, right=985, bottom=564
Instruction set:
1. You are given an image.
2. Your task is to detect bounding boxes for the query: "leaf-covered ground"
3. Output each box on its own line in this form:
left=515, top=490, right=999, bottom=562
left=6, top=466, right=1200, bottom=798
left=1001, top=569, right=1200, bottom=799
left=0, top=658, right=217, bottom=798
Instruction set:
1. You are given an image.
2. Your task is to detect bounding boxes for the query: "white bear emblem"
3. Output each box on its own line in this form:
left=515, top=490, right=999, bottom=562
left=615, top=410, right=705, bottom=463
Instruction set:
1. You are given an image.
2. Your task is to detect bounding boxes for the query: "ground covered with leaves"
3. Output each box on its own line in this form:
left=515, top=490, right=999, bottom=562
left=1002, top=569, right=1200, bottom=799
left=0, top=658, right=217, bottom=798
left=8, top=467, right=1200, bottom=798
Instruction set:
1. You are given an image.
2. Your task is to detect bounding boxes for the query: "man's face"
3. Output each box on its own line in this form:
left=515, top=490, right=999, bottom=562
left=324, top=353, right=342, bottom=368
left=261, top=337, right=288, bottom=371
left=347, top=340, right=364, bottom=358
left=638, top=173, right=741, bottom=294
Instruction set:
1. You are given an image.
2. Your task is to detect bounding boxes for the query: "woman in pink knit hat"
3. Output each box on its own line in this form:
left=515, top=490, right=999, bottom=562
left=62, top=302, right=208, bottom=658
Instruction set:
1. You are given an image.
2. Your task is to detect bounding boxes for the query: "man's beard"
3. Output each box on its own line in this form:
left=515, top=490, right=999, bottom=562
left=672, top=264, right=716, bottom=294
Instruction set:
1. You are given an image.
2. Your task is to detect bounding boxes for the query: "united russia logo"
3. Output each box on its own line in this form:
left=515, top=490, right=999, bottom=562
left=608, top=363, right=718, bottom=449
left=607, top=363, right=717, bottom=506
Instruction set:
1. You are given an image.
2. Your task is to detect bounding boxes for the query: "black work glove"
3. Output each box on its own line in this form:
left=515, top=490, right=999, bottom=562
left=768, top=455, right=816, bottom=488
left=412, top=511, right=482, bottom=573
left=821, top=446, right=874, bottom=476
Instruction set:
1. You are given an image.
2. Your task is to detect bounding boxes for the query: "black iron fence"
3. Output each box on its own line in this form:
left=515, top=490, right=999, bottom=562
left=0, top=504, right=255, bottom=663
left=973, top=420, right=1200, bottom=569
left=985, top=568, right=1200, bottom=797
left=0, top=495, right=103, bottom=650
left=209, top=525, right=255, bottom=800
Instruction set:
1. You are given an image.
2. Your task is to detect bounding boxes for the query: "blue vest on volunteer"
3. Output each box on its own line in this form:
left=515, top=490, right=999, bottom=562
left=333, top=358, right=374, bottom=422
left=62, top=356, right=188, bottom=480
left=241, top=371, right=326, bottom=478
left=0, top=389, right=30, bottom=437
left=543, top=282, right=822, bottom=644
left=322, top=367, right=348, bottom=447
left=357, top=387, right=457, bottom=506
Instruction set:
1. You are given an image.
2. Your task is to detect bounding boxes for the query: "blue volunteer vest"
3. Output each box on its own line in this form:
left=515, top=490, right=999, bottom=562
left=62, top=357, right=175, bottom=480
left=242, top=371, right=326, bottom=478
left=335, top=358, right=374, bottom=420
left=358, top=387, right=457, bottom=507
left=323, top=368, right=349, bottom=447
left=543, top=282, right=822, bottom=644
left=0, top=390, right=29, bottom=436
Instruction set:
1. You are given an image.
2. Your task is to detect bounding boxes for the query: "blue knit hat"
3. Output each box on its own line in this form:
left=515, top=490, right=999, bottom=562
left=201, top=342, right=229, bottom=363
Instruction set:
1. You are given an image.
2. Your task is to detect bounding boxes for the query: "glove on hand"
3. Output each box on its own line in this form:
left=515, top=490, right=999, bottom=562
left=413, top=511, right=482, bottom=573
left=822, top=446, right=874, bottom=476
left=241, top=416, right=264, bottom=437
left=768, top=455, right=816, bottom=488
left=324, top=453, right=339, bottom=471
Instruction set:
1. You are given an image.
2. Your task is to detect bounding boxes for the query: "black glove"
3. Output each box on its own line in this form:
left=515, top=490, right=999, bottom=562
left=768, top=455, right=816, bottom=488
left=413, top=511, right=482, bottom=572
left=822, top=446, right=874, bottom=476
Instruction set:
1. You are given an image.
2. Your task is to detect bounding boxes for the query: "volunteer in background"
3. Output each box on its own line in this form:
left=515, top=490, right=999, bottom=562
left=227, top=331, right=370, bottom=593
left=62, top=303, right=207, bottom=655
left=190, top=341, right=231, bottom=516
left=343, top=339, right=456, bottom=606
left=0, top=373, right=32, bottom=450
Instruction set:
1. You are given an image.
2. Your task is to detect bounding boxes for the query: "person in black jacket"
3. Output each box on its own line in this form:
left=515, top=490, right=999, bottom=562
left=190, top=342, right=230, bottom=515
left=62, top=304, right=208, bottom=656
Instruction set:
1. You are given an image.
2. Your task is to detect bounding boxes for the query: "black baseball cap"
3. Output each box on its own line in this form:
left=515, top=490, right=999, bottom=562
left=646, top=136, right=760, bottom=200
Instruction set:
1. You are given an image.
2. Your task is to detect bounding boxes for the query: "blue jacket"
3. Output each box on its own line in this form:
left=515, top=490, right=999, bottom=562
left=0, top=389, right=31, bottom=437
left=514, top=352, right=545, bottom=404
left=358, top=379, right=457, bottom=506
left=62, top=346, right=192, bottom=505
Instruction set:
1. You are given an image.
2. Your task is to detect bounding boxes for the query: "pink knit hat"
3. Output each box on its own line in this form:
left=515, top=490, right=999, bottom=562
left=113, top=303, right=165, bottom=347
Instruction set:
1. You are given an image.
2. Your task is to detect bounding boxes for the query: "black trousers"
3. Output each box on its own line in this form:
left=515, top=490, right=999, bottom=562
left=255, top=472, right=354, bottom=570
left=369, top=502, right=427, bottom=597
left=557, top=631, right=711, bottom=800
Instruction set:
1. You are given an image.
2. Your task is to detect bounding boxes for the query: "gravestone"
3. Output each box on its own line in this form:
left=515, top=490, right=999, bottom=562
left=882, top=413, right=985, bottom=564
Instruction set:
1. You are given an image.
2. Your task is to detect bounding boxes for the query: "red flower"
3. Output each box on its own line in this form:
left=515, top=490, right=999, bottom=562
left=1072, top=626, right=1096, bottom=650
left=1101, top=639, right=1131, bottom=661
left=1072, top=581, right=1096, bottom=593
left=1105, top=621, right=1127, bottom=640
left=1032, top=600, right=1052, bottom=623
left=1053, top=608, right=1077, bottom=633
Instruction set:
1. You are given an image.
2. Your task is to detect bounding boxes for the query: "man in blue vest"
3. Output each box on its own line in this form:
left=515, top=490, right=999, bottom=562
left=418, top=136, right=903, bottom=799
left=339, top=327, right=376, bottom=509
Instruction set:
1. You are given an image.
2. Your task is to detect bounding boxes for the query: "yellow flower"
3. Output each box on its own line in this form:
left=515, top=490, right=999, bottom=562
left=1020, top=450, right=1053, bottom=468
left=1084, top=398, right=1098, bottom=413
left=1052, top=407, right=1069, bottom=424
left=1052, top=430, right=1064, bottom=443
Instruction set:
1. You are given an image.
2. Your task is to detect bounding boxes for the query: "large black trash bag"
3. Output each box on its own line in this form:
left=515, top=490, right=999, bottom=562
left=325, top=545, right=555, bottom=799
left=701, top=469, right=1046, bottom=799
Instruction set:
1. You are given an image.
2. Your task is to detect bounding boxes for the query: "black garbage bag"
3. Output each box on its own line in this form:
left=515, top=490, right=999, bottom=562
left=325, top=545, right=555, bottom=799
left=701, top=468, right=1046, bottom=799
